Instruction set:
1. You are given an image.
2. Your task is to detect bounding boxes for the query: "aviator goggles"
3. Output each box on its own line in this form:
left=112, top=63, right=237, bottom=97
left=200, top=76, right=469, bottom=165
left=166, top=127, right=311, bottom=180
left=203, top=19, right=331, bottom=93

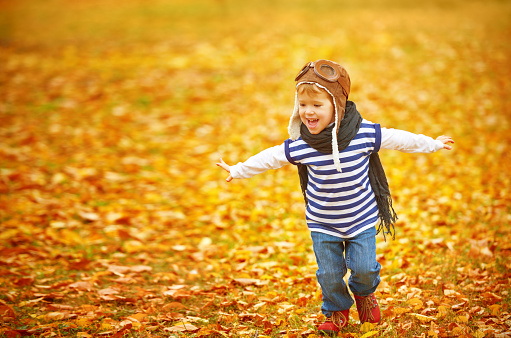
left=295, top=60, right=350, bottom=96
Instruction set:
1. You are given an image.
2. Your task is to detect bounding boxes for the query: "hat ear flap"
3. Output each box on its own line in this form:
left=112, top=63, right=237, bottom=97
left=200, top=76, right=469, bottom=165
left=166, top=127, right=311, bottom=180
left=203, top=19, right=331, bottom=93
left=335, top=106, right=346, bottom=133
left=288, top=91, right=302, bottom=140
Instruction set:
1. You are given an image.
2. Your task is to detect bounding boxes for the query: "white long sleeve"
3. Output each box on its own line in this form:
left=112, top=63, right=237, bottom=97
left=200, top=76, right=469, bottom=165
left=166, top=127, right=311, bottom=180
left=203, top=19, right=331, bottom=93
left=229, top=128, right=443, bottom=179
left=380, top=127, right=444, bottom=153
left=229, top=144, right=289, bottom=179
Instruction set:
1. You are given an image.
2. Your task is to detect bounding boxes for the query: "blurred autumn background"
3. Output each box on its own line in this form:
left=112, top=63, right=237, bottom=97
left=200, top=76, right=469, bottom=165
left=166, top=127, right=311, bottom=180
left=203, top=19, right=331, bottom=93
left=1, top=0, right=510, bottom=337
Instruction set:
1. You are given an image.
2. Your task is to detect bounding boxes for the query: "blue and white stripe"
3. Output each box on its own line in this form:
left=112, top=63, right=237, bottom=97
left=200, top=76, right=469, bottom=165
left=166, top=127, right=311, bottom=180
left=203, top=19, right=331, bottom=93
left=285, top=120, right=382, bottom=238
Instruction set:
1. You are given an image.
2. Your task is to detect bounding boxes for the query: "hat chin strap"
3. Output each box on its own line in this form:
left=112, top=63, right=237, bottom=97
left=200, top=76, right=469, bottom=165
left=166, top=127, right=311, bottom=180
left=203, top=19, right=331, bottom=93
left=289, top=82, right=343, bottom=173
left=331, top=105, right=343, bottom=173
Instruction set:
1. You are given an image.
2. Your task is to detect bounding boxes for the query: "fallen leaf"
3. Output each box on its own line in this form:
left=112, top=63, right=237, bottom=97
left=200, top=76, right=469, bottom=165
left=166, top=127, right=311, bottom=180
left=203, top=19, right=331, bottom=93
left=164, top=323, right=199, bottom=332
left=14, top=276, right=35, bottom=286
left=409, top=313, right=436, bottom=322
left=163, top=302, right=187, bottom=310
left=489, top=304, right=502, bottom=315
left=232, top=278, right=260, bottom=286
left=437, top=306, right=448, bottom=318
left=409, top=298, right=424, bottom=311
left=68, top=281, right=93, bottom=291
left=359, top=331, right=379, bottom=338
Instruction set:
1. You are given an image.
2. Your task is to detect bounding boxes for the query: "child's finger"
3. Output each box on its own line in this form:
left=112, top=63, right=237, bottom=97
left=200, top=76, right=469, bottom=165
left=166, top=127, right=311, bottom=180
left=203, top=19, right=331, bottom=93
left=216, top=158, right=230, bottom=172
left=438, top=136, right=454, bottom=144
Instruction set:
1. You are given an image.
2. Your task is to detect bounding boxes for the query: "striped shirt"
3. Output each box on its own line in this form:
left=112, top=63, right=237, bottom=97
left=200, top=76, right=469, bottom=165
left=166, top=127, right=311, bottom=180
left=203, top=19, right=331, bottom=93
left=284, top=120, right=380, bottom=237
left=229, top=120, right=444, bottom=239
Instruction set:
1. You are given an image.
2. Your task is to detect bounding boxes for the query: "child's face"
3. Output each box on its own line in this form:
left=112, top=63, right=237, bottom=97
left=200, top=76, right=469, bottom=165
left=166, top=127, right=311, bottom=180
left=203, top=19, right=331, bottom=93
left=297, top=89, right=335, bottom=135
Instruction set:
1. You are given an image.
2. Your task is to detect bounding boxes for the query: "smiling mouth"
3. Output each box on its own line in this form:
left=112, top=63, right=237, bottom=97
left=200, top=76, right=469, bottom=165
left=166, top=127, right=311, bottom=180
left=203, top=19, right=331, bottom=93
left=307, top=119, right=319, bottom=128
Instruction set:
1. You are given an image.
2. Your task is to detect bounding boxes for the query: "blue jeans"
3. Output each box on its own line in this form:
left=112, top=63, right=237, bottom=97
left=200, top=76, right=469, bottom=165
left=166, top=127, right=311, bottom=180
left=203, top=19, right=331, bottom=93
left=311, top=226, right=381, bottom=316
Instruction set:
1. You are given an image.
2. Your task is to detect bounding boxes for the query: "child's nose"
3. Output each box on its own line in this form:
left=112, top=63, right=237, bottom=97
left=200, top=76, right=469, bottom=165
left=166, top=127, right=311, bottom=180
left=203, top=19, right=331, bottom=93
left=304, top=106, right=314, bottom=114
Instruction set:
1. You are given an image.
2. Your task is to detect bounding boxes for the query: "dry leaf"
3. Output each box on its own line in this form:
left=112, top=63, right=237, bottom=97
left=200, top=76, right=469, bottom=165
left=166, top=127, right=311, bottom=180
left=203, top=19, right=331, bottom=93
left=410, top=313, right=436, bottom=322
left=68, top=281, right=93, bottom=291
left=164, top=323, right=199, bottom=332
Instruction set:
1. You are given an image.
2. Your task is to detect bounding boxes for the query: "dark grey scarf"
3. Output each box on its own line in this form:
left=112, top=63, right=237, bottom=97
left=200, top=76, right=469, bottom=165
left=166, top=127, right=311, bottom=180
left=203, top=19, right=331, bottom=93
left=297, top=101, right=397, bottom=239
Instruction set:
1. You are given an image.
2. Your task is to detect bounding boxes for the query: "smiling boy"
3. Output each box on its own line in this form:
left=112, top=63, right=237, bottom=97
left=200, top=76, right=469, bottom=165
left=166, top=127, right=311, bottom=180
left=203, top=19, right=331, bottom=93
left=217, top=59, right=453, bottom=335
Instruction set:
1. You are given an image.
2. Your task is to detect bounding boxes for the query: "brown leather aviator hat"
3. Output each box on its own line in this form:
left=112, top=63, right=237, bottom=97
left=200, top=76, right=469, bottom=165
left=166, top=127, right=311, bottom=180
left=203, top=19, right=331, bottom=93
left=288, top=59, right=351, bottom=172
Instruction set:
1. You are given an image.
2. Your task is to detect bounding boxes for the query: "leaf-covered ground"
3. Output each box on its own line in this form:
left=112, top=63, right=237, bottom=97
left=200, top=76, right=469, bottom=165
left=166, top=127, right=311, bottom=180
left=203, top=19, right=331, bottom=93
left=1, top=0, right=510, bottom=337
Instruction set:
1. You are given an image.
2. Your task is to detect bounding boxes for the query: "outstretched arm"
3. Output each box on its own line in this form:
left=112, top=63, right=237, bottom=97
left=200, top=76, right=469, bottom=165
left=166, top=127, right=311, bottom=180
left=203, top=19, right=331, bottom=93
left=381, top=127, right=454, bottom=153
left=216, top=143, right=289, bottom=182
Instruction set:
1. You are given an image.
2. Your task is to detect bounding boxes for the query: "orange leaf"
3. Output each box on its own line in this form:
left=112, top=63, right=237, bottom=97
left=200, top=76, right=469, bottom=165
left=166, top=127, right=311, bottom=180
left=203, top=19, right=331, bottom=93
left=14, top=276, right=35, bottom=287
left=488, top=304, right=501, bottom=315
left=163, top=302, right=186, bottom=310
left=68, top=281, right=93, bottom=291
left=0, top=305, right=16, bottom=318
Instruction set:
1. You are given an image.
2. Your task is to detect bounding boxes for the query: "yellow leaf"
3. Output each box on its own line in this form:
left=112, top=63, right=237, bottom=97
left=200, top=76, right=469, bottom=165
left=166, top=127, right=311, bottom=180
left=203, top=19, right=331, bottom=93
left=77, top=333, right=92, bottom=338
left=359, top=331, right=379, bottom=338
left=428, top=329, right=438, bottom=338
left=0, top=229, right=18, bottom=240
left=275, top=318, right=286, bottom=326
left=100, top=322, right=112, bottom=330
left=393, top=307, right=411, bottom=315
left=294, top=308, right=308, bottom=315
left=51, top=172, right=67, bottom=184
left=60, top=229, right=83, bottom=245
left=409, top=298, right=424, bottom=310
left=76, top=318, right=92, bottom=327
left=123, top=240, right=145, bottom=253
left=410, top=313, right=436, bottom=322
left=360, top=322, right=377, bottom=332
left=437, top=306, right=447, bottom=318
left=18, top=297, right=45, bottom=307
left=473, top=329, right=485, bottom=338
left=452, top=327, right=463, bottom=335
left=456, top=315, right=469, bottom=323
left=314, top=289, right=322, bottom=301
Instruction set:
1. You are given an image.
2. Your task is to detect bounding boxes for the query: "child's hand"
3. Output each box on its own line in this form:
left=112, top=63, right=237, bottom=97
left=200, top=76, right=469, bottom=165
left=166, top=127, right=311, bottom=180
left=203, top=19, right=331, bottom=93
left=436, top=135, right=454, bottom=150
left=216, top=158, right=234, bottom=182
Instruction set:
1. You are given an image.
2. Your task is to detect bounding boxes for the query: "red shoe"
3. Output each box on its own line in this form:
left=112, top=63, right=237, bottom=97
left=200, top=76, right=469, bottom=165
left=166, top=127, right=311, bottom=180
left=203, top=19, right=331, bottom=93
left=318, top=309, right=349, bottom=336
left=354, top=293, right=381, bottom=324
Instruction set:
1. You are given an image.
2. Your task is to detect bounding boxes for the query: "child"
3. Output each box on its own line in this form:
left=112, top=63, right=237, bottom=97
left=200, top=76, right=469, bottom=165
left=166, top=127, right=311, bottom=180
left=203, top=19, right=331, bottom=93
left=216, top=59, right=453, bottom=335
